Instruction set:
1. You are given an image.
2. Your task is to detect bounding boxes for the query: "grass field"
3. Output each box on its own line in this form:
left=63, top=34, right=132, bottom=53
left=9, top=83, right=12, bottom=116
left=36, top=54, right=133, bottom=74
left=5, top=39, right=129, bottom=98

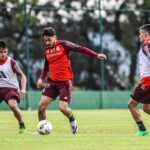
left=0, top=109, right=150, bottom=150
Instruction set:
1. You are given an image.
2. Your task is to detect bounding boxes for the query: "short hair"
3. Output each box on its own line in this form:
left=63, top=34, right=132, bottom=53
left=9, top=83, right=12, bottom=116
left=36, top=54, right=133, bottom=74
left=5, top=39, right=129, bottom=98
left=0, top=41, right=6, bottom=49
left=42, top=27, right=56, bottom=37
left=139, top=24, right=150, bottom=34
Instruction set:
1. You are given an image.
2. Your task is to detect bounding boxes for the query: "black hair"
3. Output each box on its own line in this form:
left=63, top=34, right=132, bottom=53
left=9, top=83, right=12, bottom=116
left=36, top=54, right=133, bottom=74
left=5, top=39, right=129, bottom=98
left=0, top=41, right=6, bottom=49
left=139, top=24, right=150, bottom=34
left=42, top=27, right=56, bottom=37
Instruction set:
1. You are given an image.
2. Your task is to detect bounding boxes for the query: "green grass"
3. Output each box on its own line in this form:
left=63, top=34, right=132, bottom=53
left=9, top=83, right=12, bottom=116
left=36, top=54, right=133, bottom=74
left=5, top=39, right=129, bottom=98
left=0, top=109, right=150, bottom=150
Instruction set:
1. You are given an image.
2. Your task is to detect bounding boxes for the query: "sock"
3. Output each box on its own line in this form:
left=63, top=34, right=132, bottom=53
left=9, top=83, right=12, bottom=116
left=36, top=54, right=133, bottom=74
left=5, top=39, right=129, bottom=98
left=136, top=121, right=146, bottom=131
left=19, top=122, right=25, bottom=129
left=69, top=115, right=75, bottom=122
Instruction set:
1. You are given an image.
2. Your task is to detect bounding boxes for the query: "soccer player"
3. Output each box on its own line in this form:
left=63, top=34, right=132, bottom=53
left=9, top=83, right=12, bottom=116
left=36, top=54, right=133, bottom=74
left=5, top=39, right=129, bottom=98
left=0, top=41, right=26, bottom=134
left=128, top=24, right=150, bottom=136
left=37, top=26, right=107, bottom=134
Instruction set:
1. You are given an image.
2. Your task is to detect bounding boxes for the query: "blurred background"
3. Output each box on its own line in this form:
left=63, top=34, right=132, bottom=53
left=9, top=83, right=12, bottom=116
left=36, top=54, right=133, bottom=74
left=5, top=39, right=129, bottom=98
left=0, top=0, right=150, bottom=109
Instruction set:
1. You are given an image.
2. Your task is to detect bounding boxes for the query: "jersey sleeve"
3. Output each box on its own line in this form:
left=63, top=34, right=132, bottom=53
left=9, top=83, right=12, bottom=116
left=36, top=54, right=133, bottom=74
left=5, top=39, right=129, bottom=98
left=61, top=40, right=98, bottom=57
left=142, top=42, right=150, bottom=58
left=39, top=57, right=49, bottom=81
left=10, top=59, right=22, bottom=77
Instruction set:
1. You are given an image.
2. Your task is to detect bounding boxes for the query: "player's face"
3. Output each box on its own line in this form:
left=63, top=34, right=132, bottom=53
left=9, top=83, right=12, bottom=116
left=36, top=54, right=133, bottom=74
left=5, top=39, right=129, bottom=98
left=43, top=35, right=56, bottom=48
left=0, top=48, right=8, bottom=61
left=139, top=30, right=147, bottom=43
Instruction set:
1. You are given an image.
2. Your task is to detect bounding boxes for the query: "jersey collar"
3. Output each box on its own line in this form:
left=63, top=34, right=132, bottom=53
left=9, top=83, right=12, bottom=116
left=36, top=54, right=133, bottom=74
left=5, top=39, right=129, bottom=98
left=0, top=56, right=8, bottom=65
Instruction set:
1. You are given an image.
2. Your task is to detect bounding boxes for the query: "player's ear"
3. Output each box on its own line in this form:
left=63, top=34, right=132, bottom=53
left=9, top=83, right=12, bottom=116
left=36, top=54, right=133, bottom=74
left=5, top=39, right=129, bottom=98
left=6, top=48, right=8, bottom=53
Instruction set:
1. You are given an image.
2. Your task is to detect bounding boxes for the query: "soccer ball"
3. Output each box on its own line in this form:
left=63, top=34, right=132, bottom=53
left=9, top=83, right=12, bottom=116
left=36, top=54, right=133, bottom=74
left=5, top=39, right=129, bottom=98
left=37, top=120, right=52, bottom=135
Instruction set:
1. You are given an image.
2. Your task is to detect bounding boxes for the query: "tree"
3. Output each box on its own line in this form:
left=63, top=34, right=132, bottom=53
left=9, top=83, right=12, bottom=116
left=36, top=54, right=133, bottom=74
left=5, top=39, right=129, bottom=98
left=0, top=0, right=149, bottom=90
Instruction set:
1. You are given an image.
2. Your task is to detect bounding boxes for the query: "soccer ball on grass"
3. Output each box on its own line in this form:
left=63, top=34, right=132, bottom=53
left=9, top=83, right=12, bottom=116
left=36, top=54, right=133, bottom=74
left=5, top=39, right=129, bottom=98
left=37, top=120, right=52, bottom=135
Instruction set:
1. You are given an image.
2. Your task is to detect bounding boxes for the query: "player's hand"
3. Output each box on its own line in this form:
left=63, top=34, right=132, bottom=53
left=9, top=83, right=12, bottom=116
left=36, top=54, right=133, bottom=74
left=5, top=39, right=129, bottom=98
left=21, top=89, right=26, bottom=99
left=97, top=54, right=107, bottom=60
left=37, top=79, right=43, bottom=88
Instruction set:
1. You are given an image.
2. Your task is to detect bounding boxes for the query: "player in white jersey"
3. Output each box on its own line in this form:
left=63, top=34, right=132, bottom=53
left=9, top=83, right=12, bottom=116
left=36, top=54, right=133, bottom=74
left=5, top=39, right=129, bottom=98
left=0, top=41, right=26, bottom=134
left=128, top=24, right=150, bottom=136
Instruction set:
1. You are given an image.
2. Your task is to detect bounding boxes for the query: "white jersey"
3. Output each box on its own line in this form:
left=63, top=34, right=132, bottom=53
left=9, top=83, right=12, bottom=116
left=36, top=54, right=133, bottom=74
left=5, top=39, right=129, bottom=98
left=0, top=56, right=20, bottom=90
left=139, top=41, right=150, bottom=78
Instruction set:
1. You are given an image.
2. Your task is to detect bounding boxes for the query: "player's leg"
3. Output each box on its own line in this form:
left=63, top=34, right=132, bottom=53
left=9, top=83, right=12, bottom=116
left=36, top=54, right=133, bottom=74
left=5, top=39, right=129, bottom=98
left=8, top=99, right=25, bottom=134
left=58, top=80, right=77, bottom=134
left=59, top=100, right=77, bottom=134
left=38, top=80, right=58, bottom=121
left=143, top=104, right=150, bottom=114
left=128, top=98, right=148, bottom=136
left=38, top=95, right=53, bottom=121
left=59, top=100, right=73, bottom=117
left=128, top=98, right=141, bottom=122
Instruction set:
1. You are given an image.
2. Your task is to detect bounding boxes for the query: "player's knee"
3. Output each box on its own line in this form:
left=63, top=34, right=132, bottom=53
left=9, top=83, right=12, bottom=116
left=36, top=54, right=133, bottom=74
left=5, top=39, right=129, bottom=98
left=9, top=103, right=17, bottom=110
left=143, top=107, right=149, bottom=114
left=128, top=100, right=137, bottom=109
left=143, top=106, right=150, bottom=114
left=38, top=102, right=46, bottom=111
left=128, top=101, right=134, bottom=109
left=59, top=105, right=66, bottom=113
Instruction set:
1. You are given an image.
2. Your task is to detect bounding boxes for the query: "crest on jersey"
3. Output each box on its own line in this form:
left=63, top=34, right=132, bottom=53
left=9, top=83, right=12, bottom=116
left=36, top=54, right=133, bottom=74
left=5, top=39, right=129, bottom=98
left=56, top=46, right=60, bottom=51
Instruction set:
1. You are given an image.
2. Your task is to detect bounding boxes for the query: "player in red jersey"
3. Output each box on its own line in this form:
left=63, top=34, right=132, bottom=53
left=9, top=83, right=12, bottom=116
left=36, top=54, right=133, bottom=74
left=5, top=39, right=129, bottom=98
left=0, top=41, right=26, bottom=134
left=128, top=24, right=150, bottom=136
left=37, top=26, right=107, bottom=134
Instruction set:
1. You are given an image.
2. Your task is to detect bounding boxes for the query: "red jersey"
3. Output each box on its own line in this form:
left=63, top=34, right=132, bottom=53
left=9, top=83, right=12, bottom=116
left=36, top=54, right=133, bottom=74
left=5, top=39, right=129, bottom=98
left=39, top=40, right=98, bottom=81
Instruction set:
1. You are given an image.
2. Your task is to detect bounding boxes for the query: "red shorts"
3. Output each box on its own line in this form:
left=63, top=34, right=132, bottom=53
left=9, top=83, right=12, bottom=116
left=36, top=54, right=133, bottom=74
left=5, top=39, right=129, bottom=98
left=131, top=84, right=150, bottom=104
left=0, top=87, right=20, bottom=103
left=42, top=79, right=73, bottom=103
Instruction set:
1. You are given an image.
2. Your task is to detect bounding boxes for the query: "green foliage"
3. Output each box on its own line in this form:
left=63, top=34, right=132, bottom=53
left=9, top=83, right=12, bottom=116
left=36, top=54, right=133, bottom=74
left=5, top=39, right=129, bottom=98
left=0, top=0, right=149, bottom=90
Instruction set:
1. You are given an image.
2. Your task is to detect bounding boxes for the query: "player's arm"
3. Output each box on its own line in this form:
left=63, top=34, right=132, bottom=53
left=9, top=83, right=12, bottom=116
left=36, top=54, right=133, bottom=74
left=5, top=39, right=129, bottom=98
left=19, top=71, right=26, bottom=99
left=37, top=58, right=49, bottom=88
left=62, top=40, right=107, bottom=60
left=142, top=42, right=150, bottom=58
left=11, top=59, right=27, bottom=99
